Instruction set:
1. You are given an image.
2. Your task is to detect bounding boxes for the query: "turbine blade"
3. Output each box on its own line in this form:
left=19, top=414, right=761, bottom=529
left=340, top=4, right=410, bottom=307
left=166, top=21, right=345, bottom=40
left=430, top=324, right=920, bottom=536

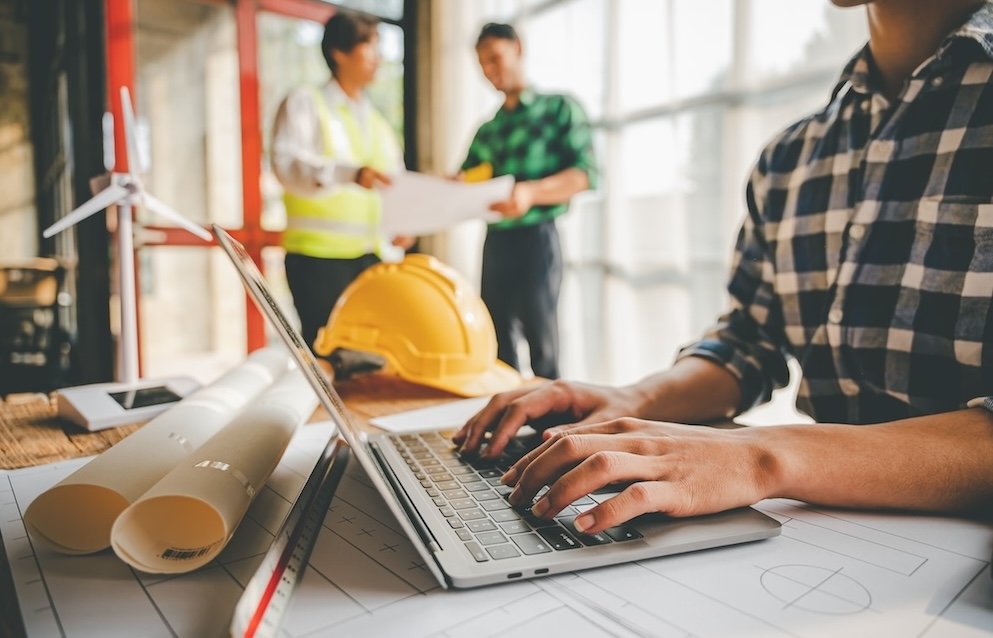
left=141, top=192, right=212, bottom=241
left=120, top=86, right=146, bottom=175
left=42, top=184, right=129, bottom=238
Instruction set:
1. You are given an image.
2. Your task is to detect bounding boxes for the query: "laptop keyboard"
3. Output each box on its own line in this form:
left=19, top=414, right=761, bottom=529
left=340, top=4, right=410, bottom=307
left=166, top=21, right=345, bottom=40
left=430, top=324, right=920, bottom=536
left=389, top=431, right=642, bottom=563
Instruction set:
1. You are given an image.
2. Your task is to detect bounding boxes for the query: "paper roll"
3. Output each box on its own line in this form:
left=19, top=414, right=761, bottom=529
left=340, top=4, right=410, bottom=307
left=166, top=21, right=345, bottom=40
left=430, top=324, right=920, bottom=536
left=110, top=368, right=318, bottom=573
left=23, top=348, right=290, bottom=554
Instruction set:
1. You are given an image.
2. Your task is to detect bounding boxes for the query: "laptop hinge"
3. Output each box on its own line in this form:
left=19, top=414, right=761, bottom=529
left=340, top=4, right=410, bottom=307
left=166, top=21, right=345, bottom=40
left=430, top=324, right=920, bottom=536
left=369, top=442, right=445, bottom=556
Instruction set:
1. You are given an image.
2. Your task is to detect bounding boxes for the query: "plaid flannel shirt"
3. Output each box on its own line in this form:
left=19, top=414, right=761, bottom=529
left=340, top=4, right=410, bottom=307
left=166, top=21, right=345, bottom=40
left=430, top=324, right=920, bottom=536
left=461, top=89, right=598, bottom=230
left=680, top=3, right=993, bottom=424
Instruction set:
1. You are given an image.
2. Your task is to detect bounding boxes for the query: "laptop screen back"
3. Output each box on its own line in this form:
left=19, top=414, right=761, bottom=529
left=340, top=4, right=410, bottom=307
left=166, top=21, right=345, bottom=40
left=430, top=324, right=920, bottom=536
left=211, top=224, right=450, bottom=586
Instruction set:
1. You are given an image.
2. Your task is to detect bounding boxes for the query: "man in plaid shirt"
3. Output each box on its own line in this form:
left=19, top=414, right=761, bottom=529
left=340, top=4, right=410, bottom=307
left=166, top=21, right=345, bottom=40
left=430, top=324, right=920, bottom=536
left=455, top=0, right=993, bottom=531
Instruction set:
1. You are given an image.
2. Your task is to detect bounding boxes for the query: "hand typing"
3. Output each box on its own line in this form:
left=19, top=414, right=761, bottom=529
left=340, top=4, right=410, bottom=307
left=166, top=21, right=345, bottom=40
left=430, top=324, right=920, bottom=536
left=501, top=418, right=775, bottom=534
left=453, top=379, right=643, bottom=458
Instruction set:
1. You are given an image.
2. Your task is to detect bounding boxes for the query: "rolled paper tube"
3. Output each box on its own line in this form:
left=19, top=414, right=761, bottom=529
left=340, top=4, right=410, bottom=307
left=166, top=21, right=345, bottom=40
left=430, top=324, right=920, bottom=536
left=110, top=368, right=318, bottom=573
left=23, top=347, right=291, bottom=554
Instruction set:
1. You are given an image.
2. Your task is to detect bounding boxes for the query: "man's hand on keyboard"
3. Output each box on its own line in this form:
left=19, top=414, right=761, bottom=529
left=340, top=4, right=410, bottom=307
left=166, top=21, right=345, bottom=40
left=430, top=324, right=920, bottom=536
left=500, top=418, right=774, bottom=535
left=452, top=380, right=644, bottom=459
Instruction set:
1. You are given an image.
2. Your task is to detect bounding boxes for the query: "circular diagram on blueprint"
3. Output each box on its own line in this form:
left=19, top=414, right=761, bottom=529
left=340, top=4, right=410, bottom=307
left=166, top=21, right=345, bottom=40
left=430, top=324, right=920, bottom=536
left=760, top=565, right=872, bottom=615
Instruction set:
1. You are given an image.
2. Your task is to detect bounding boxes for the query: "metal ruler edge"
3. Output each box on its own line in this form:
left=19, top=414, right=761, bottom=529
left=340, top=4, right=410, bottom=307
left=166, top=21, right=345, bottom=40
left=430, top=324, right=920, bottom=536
left=230, top=434, right=350, bottom=638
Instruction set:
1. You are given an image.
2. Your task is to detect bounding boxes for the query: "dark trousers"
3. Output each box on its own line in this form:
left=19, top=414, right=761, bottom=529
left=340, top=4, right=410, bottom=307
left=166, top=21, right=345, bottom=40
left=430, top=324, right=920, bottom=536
left=481, top=220, right=562, bottom=379
left=284, top=252, right=379, bottom=354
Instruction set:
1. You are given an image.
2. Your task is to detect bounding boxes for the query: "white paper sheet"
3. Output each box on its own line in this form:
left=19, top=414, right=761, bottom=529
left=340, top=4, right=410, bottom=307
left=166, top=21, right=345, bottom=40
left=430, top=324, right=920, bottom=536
left=379, top=171, right=513, bottom=236
left=21, top=348, right=290, bottom=555
left=368, top=396, right=491, bottom=433
left=4, top=421, right=993, bottom=637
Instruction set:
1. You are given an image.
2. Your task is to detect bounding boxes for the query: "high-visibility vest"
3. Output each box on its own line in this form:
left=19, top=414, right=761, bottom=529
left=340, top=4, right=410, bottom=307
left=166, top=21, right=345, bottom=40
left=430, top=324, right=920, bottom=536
left=282, top=86, right=399, bottom=259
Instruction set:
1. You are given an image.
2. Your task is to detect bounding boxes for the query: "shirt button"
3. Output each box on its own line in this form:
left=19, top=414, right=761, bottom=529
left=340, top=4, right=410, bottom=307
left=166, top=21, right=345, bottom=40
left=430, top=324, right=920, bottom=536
left=849, top=223, right=865, bottom=240
left=841, top=379, right=860, bottom=394
left=828, top=307, right=844, bottom=324
left=931, top=76, right=944, bottom=87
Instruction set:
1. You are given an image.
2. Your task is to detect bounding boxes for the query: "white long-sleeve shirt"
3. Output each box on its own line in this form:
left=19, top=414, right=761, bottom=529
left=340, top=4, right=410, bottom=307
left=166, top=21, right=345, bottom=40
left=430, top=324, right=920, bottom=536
left=270, top=80, right=404, bottom=199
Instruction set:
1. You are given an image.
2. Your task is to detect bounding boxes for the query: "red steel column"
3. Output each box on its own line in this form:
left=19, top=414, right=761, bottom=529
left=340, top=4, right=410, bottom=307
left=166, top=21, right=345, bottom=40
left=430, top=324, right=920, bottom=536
left=105, top=0, right=143, bottom=374
left=236, top=0, right=266, bottom=352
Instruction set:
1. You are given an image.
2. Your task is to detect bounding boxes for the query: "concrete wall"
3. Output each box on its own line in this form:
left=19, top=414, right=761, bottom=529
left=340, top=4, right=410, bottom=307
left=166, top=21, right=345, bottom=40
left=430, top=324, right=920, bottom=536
left=0, top=0, right=35, bottom=260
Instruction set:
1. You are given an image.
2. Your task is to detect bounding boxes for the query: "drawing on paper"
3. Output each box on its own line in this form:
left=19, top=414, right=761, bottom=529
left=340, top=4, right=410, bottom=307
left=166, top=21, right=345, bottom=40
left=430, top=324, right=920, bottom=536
left=758, top=564, right=872, bottom=615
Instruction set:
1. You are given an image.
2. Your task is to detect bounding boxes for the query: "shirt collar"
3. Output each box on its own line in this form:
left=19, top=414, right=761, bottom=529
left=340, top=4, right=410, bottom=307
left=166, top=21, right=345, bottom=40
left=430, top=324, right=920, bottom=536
left=833, top=2, right=993, bottom=98
left=833, top=45, right=874, bottom=98
left=499, top=88, right=537, bottom=116
left=326, top=79, right=371, bottom=112
left=518, top=88, right=537, bottom=107
left=951, top=1, right=993, bottom=60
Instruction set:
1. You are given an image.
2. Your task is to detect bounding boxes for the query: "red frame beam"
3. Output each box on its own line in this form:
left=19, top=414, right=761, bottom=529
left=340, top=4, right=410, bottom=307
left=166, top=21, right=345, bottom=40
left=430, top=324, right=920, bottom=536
left=235, top=0, right=267, bottom=352
left=105, top=0, right=134, bottom=175
left=142, top=227, right=283, bottom=247
left=105, top=0, right=143, bottom=374
left=258, top=0, right=334, bottom=22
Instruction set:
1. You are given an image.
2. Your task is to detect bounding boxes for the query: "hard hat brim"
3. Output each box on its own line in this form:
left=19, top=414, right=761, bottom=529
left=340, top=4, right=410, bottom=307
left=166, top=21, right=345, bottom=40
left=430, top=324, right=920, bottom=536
left=417, top=358, right=523, bottom=398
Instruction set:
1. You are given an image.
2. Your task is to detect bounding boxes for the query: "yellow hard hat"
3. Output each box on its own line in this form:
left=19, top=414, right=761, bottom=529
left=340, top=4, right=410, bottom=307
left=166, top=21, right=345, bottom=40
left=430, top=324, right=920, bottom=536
left=314, top=254, right=522, bottom=397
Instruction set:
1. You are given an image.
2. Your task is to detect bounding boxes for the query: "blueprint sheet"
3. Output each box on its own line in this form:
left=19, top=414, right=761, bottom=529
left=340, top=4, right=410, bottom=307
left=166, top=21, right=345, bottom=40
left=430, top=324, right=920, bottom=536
left=2, top=421, right=992, bottom=638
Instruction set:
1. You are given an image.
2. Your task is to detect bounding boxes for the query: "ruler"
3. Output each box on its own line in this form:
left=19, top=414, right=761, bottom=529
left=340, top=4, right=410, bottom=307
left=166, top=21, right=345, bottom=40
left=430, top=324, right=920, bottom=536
left=230, top=435, right=350, bottom=638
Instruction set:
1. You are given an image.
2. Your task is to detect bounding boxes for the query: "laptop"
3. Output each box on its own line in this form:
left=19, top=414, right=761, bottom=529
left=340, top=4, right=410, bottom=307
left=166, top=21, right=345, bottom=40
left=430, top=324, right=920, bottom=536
left=212, top=224, right=781, bottom=589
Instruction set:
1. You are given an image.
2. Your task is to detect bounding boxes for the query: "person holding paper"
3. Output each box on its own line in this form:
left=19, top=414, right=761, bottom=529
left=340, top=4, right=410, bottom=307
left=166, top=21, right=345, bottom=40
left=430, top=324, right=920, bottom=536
left=456, top=1, right=993, bottom=532
left=461, top=23, right=598, bottom=380
left=272, top=9, right=413, bottom=353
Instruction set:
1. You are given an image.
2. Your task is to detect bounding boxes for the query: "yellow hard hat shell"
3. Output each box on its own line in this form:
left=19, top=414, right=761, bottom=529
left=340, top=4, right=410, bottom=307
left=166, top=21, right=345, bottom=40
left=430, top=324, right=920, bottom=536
left=314, top=254, right=522, bottom=397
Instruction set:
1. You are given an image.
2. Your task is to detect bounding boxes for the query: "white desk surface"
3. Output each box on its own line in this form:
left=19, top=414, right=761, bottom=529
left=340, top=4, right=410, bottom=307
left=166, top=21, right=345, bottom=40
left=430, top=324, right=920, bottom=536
left=2, top=421, right=992, bottom=638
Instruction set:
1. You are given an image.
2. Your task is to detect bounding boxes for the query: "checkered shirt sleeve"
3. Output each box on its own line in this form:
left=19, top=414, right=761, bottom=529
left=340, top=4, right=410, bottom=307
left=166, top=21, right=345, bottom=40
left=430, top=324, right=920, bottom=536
left=678, top=3, right=993, bottom=424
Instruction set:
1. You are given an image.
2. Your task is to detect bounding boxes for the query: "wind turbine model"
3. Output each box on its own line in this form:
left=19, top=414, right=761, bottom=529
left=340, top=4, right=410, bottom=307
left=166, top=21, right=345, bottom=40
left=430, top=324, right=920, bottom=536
left=45, top=86, right=210, bottom=430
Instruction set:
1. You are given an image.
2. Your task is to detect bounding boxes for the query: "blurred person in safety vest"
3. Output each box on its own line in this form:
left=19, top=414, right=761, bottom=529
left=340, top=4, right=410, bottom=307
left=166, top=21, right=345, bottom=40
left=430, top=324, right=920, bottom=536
left=271, top=9, right=414, bottom=354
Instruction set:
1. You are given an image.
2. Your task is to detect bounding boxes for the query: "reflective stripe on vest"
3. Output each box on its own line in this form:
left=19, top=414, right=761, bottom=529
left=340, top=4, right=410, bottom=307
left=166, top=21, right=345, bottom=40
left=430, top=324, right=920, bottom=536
left=282, top=85, right=397, bottom=259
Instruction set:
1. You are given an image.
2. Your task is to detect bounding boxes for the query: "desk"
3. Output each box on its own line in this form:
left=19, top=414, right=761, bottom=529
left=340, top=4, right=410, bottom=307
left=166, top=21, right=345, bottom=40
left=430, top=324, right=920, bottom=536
left=0, top=375, right=461, bottom=638
left=0, top=375, right=459, bottom=472
left=2, top=377, right=992, bottom=638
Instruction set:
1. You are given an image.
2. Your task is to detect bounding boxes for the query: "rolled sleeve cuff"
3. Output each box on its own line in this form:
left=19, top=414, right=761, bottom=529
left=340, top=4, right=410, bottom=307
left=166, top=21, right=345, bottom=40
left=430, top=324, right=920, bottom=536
left=577, top=163, right=598, bottom=190
left=676, top=339, right=774, bottom=415
left=967, top=396, right=993, bottom=413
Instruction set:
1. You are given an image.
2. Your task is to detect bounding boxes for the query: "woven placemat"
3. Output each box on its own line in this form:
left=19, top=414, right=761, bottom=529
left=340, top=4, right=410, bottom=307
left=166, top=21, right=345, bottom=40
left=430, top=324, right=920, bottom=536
left=0, top=395, right=142, bottom=470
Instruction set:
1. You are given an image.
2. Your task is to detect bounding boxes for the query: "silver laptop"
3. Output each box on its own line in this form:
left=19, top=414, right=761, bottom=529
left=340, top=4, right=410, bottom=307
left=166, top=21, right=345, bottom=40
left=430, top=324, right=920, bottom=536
left=212, top=224, right=781, bottom=589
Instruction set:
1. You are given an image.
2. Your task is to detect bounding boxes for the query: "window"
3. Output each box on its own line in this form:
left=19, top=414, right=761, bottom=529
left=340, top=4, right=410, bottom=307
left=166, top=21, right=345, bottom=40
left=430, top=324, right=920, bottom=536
left=325, top=0, right=404, bottom=22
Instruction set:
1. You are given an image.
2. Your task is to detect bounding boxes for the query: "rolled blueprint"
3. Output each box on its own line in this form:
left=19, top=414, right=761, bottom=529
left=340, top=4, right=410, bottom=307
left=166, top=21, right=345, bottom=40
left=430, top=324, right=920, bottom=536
left=110, top=368, right=318, bottom=573
left=23, top=348, right=290, bottom=554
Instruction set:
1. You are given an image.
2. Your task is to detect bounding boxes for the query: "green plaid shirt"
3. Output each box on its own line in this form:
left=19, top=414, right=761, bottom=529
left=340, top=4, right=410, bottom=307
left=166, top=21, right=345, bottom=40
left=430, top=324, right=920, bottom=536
left=461, top=89, right=598, bottom=230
